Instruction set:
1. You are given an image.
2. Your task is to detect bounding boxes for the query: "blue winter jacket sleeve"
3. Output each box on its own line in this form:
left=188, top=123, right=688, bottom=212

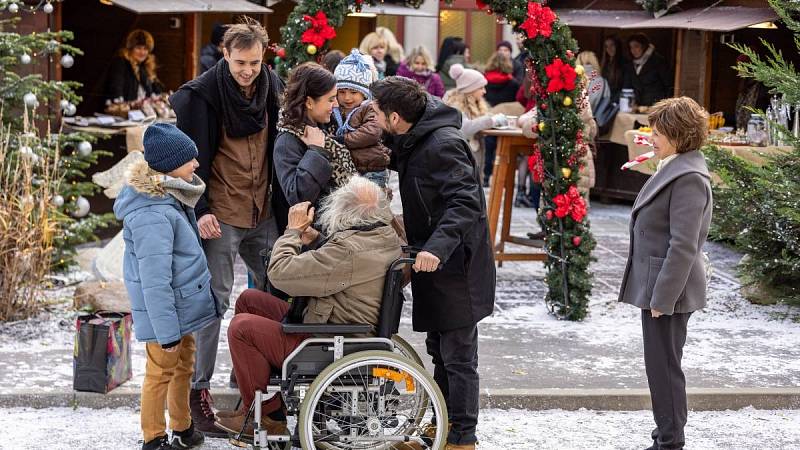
left=130, top=212, right=181, bottom=345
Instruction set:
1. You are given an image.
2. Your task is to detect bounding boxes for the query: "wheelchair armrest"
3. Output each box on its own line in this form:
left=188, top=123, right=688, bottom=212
left=281, top=323, right=373, bottom=335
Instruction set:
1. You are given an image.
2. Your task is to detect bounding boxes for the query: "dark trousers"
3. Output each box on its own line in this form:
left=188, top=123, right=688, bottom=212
left=484, top=136, right=497, bottom=182
left=642, top=310, right=692, bottom=450
left=425, top=324, right=479, bottom=445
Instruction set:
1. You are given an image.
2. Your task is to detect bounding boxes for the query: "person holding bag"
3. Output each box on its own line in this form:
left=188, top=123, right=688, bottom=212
left=115, top=123, right=220, bottom=450
left=618, top=97, right=712, bottom=450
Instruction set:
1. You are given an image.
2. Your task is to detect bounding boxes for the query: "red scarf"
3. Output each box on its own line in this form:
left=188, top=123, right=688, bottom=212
left=485, top=70, right=513, bottom=85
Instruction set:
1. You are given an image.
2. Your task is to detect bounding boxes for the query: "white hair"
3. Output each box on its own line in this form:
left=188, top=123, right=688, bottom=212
left=317, top=176, right=393, bottom=235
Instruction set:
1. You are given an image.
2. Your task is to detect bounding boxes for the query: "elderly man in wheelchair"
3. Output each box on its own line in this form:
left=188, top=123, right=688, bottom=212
left=214, top=176, right=448, bottom=450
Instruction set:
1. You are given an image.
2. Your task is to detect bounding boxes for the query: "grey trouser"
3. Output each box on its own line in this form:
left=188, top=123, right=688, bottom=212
left=191, top=216, right=278, bottom=390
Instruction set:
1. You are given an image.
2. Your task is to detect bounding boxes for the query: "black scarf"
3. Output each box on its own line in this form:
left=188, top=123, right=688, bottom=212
left=215, top=59, right=269, bottom=138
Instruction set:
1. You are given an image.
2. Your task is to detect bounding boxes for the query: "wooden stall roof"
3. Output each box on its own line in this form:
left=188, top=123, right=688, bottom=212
left=553, top=9, right=652, bottom=28
left=554, top=6, right=778, bottom=31
left=111, top=0, right=272, bottom=14
left=626, top=6, right=778, bottom=31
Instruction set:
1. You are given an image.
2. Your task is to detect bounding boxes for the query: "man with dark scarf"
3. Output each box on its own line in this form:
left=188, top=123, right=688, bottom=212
left=169, top=19, right=286, bottom=437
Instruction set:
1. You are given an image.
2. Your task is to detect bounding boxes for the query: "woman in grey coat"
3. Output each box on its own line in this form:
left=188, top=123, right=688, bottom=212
left=618, top=97, right=712, bottom=450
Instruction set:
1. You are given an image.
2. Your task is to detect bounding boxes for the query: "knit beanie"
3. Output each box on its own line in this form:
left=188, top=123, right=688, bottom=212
left=334, top=49, right=374, bottom=100
left=449, top=64, right=487, bottom=93
left=497, top=40, right=513, bottom=52
left=143, top=123, right=198, bottom=174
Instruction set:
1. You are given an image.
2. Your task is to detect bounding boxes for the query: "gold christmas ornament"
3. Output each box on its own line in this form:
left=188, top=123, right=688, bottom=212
left=563, top=96, right=573, bottom=107
left=561, top=167, right=572, bottom=178
left=575, top=64, right=585, bottom=76
left=306, top=44, right=318, bottom=55
left=538, top=122, right=546, bottom=132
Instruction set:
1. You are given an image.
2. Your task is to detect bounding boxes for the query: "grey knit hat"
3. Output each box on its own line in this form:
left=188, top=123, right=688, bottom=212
left=143, top=123, right=198, bottom=173
left=334, top=49, right=373, bottom=99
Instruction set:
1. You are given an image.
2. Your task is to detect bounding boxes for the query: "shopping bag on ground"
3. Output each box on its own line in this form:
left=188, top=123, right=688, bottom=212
left=73, top=312, right=133, bottom=393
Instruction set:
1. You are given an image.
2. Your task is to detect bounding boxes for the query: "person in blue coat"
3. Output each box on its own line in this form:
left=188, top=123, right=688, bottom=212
left=114, top=123, right=220, bottom=450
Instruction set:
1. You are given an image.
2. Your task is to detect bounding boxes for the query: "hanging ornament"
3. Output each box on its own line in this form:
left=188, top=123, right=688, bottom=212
left=77, top=141, right=92, bottom=157
left=23, top=92, right=38, bottom=108
left=64, top=103, right=77, bottom=116
left=46, top=39, right=58, bottom=53
left=566, top=50, right=574, bottom=59
left=60, top=54, right=74, bottom=69
left=273, top=56, right=281, bottom=65
left=563, top=96, right=573, bottom=107
left=276, top=47, right=286, bottom=58
left=20, top=53, right=31, bottom=64
left=59, top=99, right=70, bottom=110
left=545, top=210, right=554, bottom=220
left=306, top=44, right=318, bottom=55
left=540, top=103, right=548, bottom=111
left=575, top=64, right=585, bottom=76
left=43, top=2, right=54, bottom=14
left=8, top=3, right=19, bottom=13
left=561, top=167, right=572, bottom=178
left=18, top=146, right=38, bottom=164
left=73, top=196, right=90, bottom=218
left=538, top=122, right=546, bottom=132
left=572, top=236, right=582, bottom=247
left=52, top=195, right=65, bottom=207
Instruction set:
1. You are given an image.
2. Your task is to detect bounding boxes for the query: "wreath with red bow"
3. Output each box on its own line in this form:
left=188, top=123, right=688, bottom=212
left=552, top=186, right=588, bottom=223
left=545, top=58, right=578, bottom=93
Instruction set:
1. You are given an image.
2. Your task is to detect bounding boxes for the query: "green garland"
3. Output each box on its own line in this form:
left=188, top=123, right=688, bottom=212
left=276, top=0, right=425, bottom=77
left=277, top=0, right=595, bottom=320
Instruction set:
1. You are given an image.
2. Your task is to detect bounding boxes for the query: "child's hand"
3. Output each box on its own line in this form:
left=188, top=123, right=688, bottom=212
left=301, top=126, right=326, bottom=148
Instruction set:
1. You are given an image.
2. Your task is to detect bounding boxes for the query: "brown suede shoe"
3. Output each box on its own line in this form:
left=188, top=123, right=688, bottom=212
left=215, top=411, right=288, bottom=438
left=445, top=444, right=476, bottom=450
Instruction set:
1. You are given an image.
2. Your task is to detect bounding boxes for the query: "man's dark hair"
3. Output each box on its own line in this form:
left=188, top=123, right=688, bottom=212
left=321, top=50, right=346, bottom=73
left=223, top=17, right=268, bottom=53
left=282, top=62, right=337, bottom=125
left=370, top=76, right=427, bottom=125
left=627, top=33, right=651, bottom=49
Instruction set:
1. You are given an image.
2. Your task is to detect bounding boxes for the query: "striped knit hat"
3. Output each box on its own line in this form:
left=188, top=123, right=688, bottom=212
left=334, top=49, right=374, bottom=99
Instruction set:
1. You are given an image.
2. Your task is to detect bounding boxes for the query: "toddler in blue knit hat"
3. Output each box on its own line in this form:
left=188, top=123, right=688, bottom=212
left=113, top=123, right=218, bottom=450
left=332, top=49, right=391, bottom=187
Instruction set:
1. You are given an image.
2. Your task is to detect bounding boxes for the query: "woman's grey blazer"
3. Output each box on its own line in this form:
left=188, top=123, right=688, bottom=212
left=618, top=150, right=713, bottom=315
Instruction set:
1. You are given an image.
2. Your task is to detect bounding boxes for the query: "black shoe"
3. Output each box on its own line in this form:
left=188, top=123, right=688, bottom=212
left=514, top=193, right=534, bottom=208
left=171, top=421, right=204, bottom=449
left=527, top=231, right=546, bottom=240
left=189, top=388, right=228, bottom=438
left=142, top=436, right=179, bottom=450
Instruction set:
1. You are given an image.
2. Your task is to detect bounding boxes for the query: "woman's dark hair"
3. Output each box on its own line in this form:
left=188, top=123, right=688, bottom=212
left=601, top=35, right=624, bottom=90
left=436, top=36, right=465, bottom=72
left=627, top=33, right=651, bottom=50
left=282, top=62, right=337, bottom=125
left=321, top=50, right=346, bottom=73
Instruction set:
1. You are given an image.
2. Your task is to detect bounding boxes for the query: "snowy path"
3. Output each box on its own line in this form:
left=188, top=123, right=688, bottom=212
left=0, top=407, right=798, bottom=450
left=1, top=193, right=799, bottom=393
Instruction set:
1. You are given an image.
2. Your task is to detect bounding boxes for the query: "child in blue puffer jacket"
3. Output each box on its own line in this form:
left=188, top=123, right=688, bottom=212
left=114, top=123, right=220, bottom=450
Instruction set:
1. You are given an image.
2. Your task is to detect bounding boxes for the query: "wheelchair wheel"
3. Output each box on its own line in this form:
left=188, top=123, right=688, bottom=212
left=298, top=350, right=447, bottom=450
left=390, top=334, right=423, bottom=366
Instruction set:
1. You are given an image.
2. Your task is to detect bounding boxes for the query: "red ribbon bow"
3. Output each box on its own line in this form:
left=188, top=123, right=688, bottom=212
left=301, top=11, right=336, bottom=48
left=553, top=185, right=587, bottom=222
left=545, top=57, right=577, bottom=93
left=520, top=2, right=557, bottom=39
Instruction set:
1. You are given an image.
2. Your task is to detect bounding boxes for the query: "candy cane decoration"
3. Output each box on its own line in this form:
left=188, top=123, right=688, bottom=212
left=621, top=134, right=656, bottom=170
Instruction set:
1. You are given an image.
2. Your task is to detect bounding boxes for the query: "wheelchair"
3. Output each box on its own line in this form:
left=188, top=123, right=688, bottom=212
left=230, top=255, right=449, bottom=450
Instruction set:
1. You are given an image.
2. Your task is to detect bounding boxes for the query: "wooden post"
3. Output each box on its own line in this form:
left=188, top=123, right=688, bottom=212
left=703, top=31, right=713, bottom=109
left=673, top=28, right=683, bottom=97
left=184, top=13, right=200, bottom=81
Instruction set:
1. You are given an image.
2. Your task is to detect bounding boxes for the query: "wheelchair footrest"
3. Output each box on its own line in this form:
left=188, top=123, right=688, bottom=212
left=281, top=323, right=373, bottom=334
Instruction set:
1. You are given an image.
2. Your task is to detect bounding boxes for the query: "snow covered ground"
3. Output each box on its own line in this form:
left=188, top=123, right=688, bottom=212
left=0, top=406, right=798, bottom=450
left=1, top=201, right=799, bottom=393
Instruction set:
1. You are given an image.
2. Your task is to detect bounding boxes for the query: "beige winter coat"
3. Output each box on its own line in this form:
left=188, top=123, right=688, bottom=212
left=518, top=93, right=597, bottom=197
left=267, top=225, right=402, bottom=335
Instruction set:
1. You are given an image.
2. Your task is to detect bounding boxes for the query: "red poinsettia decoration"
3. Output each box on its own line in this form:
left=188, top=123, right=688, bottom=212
left=476, top=0, right=488, bottom=9
left=301, top=11, right=336, bottom=48
left=545, top=57, right=577, bottom=93
left=552, top=185, right=587, bottom=222
left=528, top=147, right=545, bottom=183
left=520, top=2, right=557, bottom=39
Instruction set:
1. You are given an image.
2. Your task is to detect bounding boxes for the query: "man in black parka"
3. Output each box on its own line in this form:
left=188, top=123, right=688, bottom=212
left=370, top=76, right=495, bottom=450
left=169, top=20, right=288, bottom=436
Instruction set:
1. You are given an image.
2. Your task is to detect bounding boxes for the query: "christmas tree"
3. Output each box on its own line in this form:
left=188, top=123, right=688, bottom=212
left=705, top=0, right=800, bottom=304
left=1, top=2, right=114, bottom=320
